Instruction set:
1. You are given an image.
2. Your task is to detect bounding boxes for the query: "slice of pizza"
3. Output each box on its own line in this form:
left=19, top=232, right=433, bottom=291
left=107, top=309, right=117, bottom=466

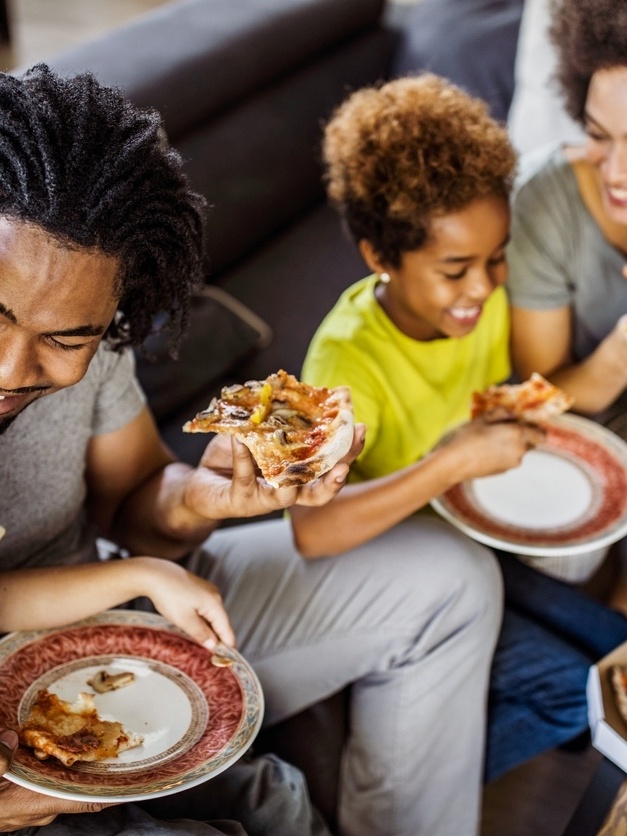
left=18, top=688, right=143, bottom=767
left=471, top=372, right=574, bottom=423
left=183, top=369, right=354, bottom=488
left=611, top=665, right=627, bottom=727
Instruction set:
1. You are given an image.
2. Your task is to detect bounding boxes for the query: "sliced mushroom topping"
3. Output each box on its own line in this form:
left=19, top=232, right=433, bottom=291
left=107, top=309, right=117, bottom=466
left=87, top=670, right=135, bottom=693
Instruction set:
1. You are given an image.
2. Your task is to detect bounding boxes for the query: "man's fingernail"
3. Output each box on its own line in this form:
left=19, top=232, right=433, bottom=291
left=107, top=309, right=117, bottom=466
left=202, top=638, right=216, bottom=650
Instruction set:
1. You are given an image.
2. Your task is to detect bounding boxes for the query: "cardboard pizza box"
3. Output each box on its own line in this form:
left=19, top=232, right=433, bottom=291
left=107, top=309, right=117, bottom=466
left=587, top=641, right=627, bottom=773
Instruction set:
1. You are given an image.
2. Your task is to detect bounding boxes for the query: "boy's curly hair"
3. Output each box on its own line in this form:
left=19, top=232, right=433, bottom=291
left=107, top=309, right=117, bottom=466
left=322, top=73, right=516, bottom=268
left=0, top=64, right=206, bottom=351
left=549, top=0, right=627, bottom=125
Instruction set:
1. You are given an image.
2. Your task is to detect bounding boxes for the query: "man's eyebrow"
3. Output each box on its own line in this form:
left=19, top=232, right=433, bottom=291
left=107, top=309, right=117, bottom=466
left=0, top=301, right=106, bottom=337
left=0, top=301, right=16, bottom=323
left=48, top=324, right=106, bottom=337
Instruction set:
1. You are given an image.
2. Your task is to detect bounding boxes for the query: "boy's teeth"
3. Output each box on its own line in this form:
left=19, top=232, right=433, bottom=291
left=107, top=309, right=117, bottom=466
left=451, top=306, right=480, bottom=321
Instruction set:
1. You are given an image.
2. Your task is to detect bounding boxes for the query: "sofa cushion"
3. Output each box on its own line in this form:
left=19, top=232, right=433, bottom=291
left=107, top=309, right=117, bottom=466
left=135, top=285, right=272, bottom=427
left=389, top=0, right=524, bottom=121
left=157, top=202, right=366, bottom=464
left=179, top=28, right=397, bottom=275
left=41, top=0, right=387, bottom=140
left=41, top=0, right=396, bottom=279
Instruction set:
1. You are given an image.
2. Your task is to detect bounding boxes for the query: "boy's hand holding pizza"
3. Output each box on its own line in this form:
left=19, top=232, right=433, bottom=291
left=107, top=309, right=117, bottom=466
left=438, top=373, right=575, bottom=483
left=439, top=417, right=546, bottom=483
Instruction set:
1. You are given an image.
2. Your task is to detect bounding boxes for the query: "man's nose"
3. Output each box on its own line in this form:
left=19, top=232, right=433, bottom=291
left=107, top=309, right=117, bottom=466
left=0, top=332, right=41, bottom=390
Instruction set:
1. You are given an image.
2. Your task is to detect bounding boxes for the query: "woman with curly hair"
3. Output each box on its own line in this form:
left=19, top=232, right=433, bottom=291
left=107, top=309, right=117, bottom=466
left=292, top=72, right=627, bottom=815
left=508, top=0, right=627, bottom=448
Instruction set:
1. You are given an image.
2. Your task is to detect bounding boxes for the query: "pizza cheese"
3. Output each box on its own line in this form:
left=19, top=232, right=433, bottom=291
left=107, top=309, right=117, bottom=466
left=471, top=372, right=574, bottom=423
left=183, top=369, right=354, bottom=488
left=18, top=689, right=143, bottom=767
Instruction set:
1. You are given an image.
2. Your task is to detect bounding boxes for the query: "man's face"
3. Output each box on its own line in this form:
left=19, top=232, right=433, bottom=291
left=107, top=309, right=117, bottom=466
left=0, top=217, right=120, bottom=432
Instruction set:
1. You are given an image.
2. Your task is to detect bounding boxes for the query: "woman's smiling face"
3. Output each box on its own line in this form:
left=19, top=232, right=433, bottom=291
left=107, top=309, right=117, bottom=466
left=584, top=66, right=627, bottom=226
left=370, top=194, right=511, bottom=341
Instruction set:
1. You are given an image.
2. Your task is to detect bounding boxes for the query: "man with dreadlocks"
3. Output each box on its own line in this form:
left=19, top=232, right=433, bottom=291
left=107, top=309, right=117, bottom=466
left=0, top=64, right=361, bottom=835
left=0, top=64, right=508, bottom=836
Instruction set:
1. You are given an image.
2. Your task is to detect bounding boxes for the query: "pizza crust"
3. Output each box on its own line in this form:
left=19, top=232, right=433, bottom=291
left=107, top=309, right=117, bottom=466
left=471, top=372, right=574, bottom=423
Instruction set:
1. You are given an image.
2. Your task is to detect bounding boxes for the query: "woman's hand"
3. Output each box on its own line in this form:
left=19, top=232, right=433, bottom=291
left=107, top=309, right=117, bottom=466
left=441, top=416, right=545, bottom=482
left=185, top=424, right=366, bottom=518
left=0, top=729, right=113, bottom=831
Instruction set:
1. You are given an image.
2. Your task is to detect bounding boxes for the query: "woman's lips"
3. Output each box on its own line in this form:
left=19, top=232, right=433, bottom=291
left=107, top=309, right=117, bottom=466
left=606, top=185, right=627, bottom=209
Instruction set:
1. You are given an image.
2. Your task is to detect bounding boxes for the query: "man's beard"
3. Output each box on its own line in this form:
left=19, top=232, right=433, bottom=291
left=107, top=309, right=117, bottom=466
left=0, top=413, right=19, bottom=434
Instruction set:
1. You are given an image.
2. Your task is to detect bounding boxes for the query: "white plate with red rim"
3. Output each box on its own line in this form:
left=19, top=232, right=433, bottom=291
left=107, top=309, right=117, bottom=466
left=431, top=413, right=627, bottom=558
left=0, top=610, right=263, bottom=802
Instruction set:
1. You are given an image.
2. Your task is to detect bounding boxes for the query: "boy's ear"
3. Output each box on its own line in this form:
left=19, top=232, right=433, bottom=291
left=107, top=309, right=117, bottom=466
left=358, top=239, right=385, bottom=275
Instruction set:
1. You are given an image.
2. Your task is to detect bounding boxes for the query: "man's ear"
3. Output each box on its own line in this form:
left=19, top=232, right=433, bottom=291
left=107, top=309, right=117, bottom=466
left=358, top=239, right=385, bottom=275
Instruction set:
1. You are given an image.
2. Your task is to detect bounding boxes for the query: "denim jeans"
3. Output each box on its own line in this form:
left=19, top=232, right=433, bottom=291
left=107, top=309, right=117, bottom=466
left=485, top=550, right=627, bottom=782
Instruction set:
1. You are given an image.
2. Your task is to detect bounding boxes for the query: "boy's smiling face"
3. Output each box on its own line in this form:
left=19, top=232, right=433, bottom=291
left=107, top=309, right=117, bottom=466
left=372, top=194, right=510, bottom=341
left=0, top=217, right=120, bottom=432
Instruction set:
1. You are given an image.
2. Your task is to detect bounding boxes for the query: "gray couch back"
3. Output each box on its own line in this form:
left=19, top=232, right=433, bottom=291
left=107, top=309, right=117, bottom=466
left=43, top=0, right=396, bottom=278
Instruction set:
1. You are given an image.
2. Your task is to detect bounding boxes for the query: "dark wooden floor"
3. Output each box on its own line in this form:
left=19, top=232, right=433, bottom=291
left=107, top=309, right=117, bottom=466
left=482, top=745, right=604, bottom=835
left=0, top=2, right=618, bottom=834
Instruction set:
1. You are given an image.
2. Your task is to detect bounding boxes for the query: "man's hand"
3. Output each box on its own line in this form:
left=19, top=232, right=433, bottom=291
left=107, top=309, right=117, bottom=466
left=0, top=729, right=114, bottom=832
left=185, top=423, right=365, bottom=519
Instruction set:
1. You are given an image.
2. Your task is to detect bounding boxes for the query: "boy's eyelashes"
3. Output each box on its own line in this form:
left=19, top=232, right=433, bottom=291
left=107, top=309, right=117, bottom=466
left=441, top=254, right=506, bottom=281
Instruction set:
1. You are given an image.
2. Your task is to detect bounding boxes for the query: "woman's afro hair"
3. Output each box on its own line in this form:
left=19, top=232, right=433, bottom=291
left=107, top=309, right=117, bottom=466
left=549, top=0, right=627, bottom=124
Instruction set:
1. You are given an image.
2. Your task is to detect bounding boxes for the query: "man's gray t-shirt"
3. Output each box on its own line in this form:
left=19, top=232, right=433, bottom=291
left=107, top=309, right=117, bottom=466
left=506, top=142, right=627, bottom=362
left=0, top=343, right=145, bottom=570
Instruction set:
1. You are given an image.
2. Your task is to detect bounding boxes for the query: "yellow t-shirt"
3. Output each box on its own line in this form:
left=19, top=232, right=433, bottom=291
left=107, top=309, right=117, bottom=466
left=302, top=275, right=510, bottom=482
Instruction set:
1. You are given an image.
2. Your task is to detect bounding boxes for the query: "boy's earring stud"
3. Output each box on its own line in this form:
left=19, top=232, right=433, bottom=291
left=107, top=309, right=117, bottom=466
left=380, top=272, right=390, bottom=284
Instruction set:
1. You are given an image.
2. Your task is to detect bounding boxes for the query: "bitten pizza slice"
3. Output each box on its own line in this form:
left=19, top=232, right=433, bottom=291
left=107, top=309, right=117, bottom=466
left=471, top=372, right=574, bottom=423
left=18, top=688, right=143, bottom=767
left=183, top=369, right=354, bottom=488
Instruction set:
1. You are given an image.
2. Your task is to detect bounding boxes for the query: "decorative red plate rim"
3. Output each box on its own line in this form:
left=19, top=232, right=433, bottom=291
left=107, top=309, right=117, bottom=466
left=431, top=414, right=627, bottom=556
left=0, top=610, right=263, bottom=801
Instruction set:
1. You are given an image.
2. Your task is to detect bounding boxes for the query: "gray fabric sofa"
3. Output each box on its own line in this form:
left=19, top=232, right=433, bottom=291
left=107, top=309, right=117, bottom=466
left=40, top=0, right=523, bottom=468
left=34, top=0, right=523, bottom=829
left=41, top=0, right=400, bottom=467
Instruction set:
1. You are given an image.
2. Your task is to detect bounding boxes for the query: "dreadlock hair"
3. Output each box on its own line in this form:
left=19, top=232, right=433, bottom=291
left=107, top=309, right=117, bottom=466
left=549, top=0, right=627, bottom=125
left=0, top=64, right=206, bottom=351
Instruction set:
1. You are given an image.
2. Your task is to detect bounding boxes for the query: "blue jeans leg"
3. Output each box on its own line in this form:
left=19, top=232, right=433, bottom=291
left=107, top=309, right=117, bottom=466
left=486, top=607, right=591, bottom=782
left=485, top=552, right=627, bottom=782
left=496, top=550, right=627, bottom=657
